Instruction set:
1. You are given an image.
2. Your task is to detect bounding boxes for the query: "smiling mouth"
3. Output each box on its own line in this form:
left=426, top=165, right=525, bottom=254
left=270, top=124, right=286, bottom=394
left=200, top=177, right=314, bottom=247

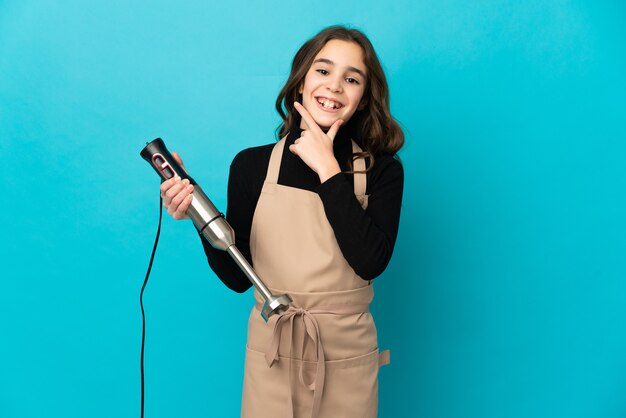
left=316, top=96, right=343, bottom=110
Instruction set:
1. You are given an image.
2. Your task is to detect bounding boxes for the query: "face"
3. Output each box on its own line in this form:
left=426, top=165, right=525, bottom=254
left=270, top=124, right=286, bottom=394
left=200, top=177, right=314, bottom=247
left=298, top=39, right=367, bottom=130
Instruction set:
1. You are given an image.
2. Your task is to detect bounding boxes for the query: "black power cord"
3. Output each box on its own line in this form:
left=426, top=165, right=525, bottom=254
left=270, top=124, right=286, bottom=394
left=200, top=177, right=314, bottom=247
left=140, top=194, right=163, bottom=418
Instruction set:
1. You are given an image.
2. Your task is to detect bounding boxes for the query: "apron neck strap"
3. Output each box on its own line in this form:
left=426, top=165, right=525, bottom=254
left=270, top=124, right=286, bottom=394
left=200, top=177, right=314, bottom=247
left=266, top=137, right=286, bottom=184
left=351, top=140, right=367, bottom=197
left=266, top=137, right=367, bottom=197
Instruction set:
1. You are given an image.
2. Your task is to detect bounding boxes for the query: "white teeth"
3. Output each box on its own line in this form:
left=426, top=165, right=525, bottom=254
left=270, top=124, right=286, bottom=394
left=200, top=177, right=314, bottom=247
left=317, top=98, right=340, bottom=109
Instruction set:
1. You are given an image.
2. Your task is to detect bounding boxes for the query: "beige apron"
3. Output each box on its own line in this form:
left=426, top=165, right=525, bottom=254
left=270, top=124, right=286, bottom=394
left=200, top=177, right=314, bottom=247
left=241, top=138, right=390, bottom=418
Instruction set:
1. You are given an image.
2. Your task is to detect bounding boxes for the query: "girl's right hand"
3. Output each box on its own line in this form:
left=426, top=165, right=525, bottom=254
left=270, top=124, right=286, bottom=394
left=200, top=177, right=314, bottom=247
left=159, top=152, right=194, bottom=220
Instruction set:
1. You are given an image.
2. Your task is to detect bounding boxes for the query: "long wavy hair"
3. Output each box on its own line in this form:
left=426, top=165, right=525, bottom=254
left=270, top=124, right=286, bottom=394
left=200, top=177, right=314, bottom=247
left=275, top=25, right=404, bottom=170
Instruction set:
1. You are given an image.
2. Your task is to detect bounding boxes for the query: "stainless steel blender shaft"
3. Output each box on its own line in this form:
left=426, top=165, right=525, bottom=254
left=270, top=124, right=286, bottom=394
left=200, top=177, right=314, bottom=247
left=189, top=186, right=292, bottom=321
left=140, top=138, right=291, bottom=322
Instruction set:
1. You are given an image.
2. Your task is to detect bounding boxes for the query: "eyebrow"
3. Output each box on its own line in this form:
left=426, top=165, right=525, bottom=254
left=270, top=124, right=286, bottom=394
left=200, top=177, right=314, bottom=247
left=313, top=58, right=367, bottom=79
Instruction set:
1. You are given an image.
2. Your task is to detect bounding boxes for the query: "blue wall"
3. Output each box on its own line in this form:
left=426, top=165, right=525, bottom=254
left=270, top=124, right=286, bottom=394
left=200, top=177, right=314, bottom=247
left=1, top=1, right=625, bottom=417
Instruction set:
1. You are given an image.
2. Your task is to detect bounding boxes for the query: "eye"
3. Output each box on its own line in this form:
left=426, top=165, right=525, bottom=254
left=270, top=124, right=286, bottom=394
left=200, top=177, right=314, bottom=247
left=316, top=69, right=329, bottom=75
left=346, top=77, right=360, bottom=85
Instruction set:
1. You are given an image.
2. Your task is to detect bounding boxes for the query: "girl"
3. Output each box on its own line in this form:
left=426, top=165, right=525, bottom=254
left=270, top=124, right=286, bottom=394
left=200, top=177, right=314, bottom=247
left=161, top=25, right=404, bottom=418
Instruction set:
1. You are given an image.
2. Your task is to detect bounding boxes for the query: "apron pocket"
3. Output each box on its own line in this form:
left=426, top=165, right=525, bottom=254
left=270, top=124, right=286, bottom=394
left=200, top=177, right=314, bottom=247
left=316, top=349, right=380, bottom=418
left=241, top=345, right=290, bottom=418
left=242, top=346, right=382, bottom=418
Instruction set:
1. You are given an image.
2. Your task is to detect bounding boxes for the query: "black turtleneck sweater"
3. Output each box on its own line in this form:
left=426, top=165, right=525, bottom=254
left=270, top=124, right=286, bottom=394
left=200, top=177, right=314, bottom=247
left=199, top=123, right=404, bottom=293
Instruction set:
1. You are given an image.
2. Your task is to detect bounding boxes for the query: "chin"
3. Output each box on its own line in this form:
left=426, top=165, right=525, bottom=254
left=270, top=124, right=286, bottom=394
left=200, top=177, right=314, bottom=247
left=316, top=113, right=349, bottom=126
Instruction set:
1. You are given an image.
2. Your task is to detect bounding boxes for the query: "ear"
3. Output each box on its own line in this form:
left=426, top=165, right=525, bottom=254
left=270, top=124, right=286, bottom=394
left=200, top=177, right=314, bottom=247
left=357, top=99, right=367, bottom=111
left=298, top=82, right=303, bottom=94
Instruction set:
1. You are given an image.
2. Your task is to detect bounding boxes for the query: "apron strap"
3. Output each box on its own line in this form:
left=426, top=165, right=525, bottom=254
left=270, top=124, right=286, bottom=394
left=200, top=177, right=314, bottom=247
left=266, top=137, right=368, bottom=207
left=264, top=304, right=370, bottom=418
left=266, top=137, right=287, bottom=184
left=378, top=349, right=391, bottom=367
left=351, top=140, right=368, bottom=210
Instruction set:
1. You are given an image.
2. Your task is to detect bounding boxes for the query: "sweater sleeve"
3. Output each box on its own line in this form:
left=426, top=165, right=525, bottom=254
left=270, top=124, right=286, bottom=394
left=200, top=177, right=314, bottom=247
left=315, top=155, right=404, bottom=280
left=198, top=150, right=258, bottom=293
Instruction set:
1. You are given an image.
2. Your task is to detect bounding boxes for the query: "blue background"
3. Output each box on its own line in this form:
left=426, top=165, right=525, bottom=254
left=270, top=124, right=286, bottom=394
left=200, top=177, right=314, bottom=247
left=1, top=1, right=625, bottom=417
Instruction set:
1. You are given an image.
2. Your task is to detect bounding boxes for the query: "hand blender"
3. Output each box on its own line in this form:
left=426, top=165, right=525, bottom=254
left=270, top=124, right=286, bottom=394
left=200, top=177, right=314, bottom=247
left=140, top=138, right=292, bottom=321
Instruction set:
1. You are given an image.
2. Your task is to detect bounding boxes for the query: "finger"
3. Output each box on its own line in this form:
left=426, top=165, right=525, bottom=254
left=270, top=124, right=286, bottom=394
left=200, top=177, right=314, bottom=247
left=160, top=176, right=179, bottom=195
left=171, top=151, right=184, bottom=166
left=173, top=195, right=193, bottom=219
left=171, top=151, right=189, bottom=175
left=326, top=119, right=343, bottom=141
left=170, top=183, right=194, bottom=208
left=165, top=178, right=188, bottom=201
left=288, top=144, right=299, bottom=155
left=161, top=177, right=181, bottom=207
left=294, top=101, right=321, bottom=132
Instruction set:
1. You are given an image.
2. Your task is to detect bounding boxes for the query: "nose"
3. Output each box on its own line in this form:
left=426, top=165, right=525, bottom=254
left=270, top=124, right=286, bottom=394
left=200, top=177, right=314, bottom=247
left=326, top=75, right=342, bottom=93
